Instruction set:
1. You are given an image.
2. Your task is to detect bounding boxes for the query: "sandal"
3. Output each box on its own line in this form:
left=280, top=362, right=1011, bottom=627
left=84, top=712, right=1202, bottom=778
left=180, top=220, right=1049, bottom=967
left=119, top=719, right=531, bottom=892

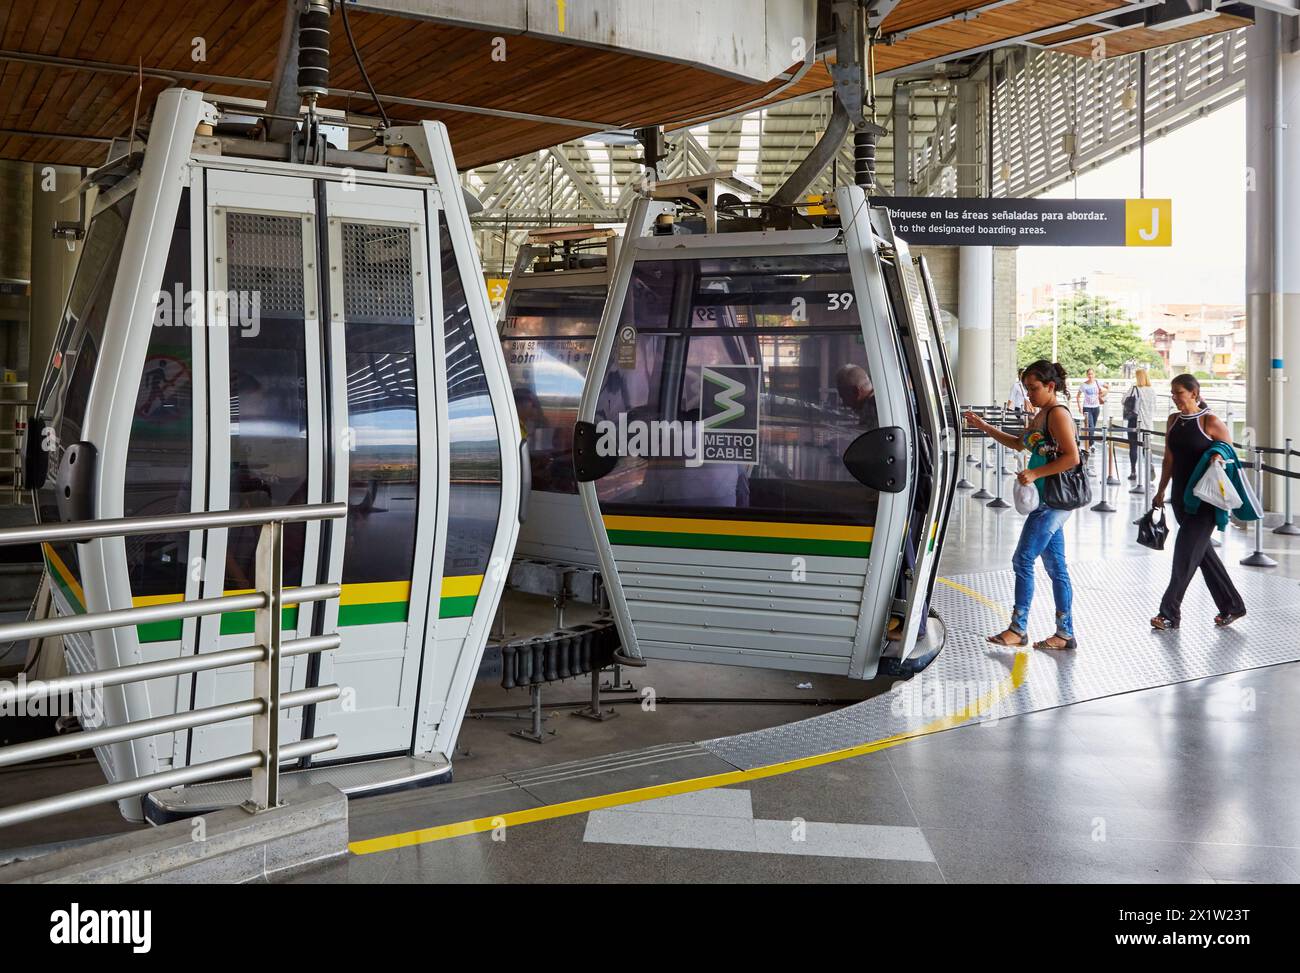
left=1033, top=635, right=1076, bottom=651
left=1150, top=615, right=1178, bottom=631
left=1214, top=610, right=1246, bottom=627
left=986, top=629, right=1028, bottom=647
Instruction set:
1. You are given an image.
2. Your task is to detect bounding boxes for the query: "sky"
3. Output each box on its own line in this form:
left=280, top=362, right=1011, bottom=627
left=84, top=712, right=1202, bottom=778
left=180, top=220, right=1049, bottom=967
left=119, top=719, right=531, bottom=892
left=1017, top=98, right=1247, bottom=308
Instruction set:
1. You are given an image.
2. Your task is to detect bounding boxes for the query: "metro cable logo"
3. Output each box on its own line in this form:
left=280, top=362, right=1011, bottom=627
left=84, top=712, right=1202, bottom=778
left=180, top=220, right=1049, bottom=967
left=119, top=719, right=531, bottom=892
left=700, top=365, right=760, bottom=464
left=49, top=903, right=151, bottom=953
left=593, top=364, right=762, bottom=467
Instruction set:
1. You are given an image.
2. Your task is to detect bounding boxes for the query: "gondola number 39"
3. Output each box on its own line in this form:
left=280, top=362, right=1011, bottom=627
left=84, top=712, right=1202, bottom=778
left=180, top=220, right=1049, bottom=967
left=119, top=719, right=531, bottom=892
left=828, top=292, right=854, bottom=310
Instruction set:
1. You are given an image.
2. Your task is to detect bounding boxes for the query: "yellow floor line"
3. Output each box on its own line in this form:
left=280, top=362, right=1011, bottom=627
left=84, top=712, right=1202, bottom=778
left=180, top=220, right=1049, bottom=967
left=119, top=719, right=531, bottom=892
left=936, top=576, right=1005, bottom=615
left=350, top=577, right=1019, bottom=856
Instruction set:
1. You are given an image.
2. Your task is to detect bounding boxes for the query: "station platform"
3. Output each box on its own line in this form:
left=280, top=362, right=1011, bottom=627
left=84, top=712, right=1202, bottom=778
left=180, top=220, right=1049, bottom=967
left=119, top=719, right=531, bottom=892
left=276, top=481, right=1300, bottom=884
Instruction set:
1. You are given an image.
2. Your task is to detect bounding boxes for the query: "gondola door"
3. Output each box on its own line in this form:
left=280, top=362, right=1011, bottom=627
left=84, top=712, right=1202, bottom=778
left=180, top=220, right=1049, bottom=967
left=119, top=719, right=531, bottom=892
left=189, top=170, right=325, bottom=762
left=916, top=255, right=962, bottom=606
left=879, top=234, right=951, bottom=661
left=309, top=182, right=440, bottom=760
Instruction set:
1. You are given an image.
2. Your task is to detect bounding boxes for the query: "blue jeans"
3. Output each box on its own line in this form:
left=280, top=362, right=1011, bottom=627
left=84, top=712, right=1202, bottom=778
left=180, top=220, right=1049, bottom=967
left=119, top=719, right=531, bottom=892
left=1010, top=506, right=1074, bottom=638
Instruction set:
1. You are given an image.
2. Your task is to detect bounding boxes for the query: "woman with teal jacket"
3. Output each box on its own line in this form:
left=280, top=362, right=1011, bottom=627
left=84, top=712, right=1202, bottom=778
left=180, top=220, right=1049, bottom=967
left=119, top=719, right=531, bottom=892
left=1150, top=373, right=1246, bottom=630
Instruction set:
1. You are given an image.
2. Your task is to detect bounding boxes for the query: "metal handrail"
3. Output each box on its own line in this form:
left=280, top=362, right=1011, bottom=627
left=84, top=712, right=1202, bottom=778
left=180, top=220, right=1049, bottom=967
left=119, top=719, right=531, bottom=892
left=0, top=502, right=341, bottom=546
left=0, top=584, right=337, bottom=644
left=0, top=634, right=339, bottom=709
left=0, top=501, right=348, bottom=830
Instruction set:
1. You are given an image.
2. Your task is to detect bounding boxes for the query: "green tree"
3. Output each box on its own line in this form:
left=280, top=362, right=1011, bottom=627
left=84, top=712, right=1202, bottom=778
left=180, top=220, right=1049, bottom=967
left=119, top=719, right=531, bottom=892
left=1018, top=292, right=1162, bottom=379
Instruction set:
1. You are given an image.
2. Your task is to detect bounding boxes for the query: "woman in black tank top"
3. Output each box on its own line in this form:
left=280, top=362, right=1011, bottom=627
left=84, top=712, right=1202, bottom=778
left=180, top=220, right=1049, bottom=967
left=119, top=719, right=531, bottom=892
left=1150, top=374, right=1245, bottom=630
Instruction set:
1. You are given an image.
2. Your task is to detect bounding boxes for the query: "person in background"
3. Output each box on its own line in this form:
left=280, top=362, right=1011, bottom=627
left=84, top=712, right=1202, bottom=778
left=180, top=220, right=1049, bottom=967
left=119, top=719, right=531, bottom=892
left=1150, top=373, right=1246, bottom=631
left=835, top=363, right=878, bottom=430
left=1007, top=368, right=1030, bottom=416
left=964, top=360, right=1079, bottom=651
left=1124, top=367, right=1157, bottom=481
left=1076, top=368, right=1106, bottom=456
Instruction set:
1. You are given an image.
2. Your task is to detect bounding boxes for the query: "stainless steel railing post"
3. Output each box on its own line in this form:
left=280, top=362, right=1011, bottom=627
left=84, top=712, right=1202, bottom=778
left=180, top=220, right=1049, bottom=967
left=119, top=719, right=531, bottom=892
left=1275, top=438, right=1300, bottom=536
left=1130, top=421, right=1146, bottom=495
left=1241, top=446, right=1278, bottom=568
left=987, top=438, right=1010, bottom=509
left=1142, top=430, right=1153, bottom=509
left=248, top=519, right=285, bottom=812
left=1104, top=404, right=1121, bottom=487
left=1091, top=420, right=1116, bottom=513
left=971, top=426, right=992, bottom=500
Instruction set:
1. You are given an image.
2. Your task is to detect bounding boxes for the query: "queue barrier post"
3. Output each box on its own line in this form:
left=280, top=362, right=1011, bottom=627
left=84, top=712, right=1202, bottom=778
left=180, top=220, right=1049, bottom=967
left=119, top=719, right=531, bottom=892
left=1241, top=446, right=1278, bottom=568
left=987, top=438, right=1010, bottom=509
left=1274, top=438, right=1300, bottom=536
left=971, top=419, right=992, bottom=500
left=1104, top=404, right=1121, bottom=487
left=1091, top=420, right=1116, bottom=513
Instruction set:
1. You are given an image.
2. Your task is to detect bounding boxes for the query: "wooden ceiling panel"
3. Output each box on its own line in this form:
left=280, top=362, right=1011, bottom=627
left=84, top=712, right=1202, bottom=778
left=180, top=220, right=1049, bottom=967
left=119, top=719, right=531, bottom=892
left=883, top=0, right=1123, bottom=34
left=1035, top=24, right=1107, bottom=46
left=0, top=0, right=1258, bottom=170
left=0, top=0, right=816, bottom=168
left=875, top=0, right=1124, bottom=72
left=1054, top=12, right=1252, bottom=57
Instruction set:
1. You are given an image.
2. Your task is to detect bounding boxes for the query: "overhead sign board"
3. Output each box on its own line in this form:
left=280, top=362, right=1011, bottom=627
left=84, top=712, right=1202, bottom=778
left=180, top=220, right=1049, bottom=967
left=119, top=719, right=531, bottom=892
left=870, top=196, right=1172, bottom=247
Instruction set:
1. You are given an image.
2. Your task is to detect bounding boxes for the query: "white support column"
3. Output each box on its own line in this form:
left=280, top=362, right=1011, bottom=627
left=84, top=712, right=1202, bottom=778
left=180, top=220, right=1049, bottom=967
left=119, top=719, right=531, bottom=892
left=958, top=245, right=994, bottom=406
left=955, top=79, right=994, bottom=407
left=1245, top=10, right=1299, bottom=488
left=1280, top=17, right=1300, bottom=451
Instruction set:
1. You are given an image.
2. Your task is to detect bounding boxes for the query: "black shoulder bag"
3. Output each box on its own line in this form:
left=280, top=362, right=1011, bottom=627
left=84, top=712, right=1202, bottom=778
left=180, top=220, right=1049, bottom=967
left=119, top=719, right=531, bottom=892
left=1040, top=405, right=1092, bottom=511
left=1122, top=386, right=1139, bottom=421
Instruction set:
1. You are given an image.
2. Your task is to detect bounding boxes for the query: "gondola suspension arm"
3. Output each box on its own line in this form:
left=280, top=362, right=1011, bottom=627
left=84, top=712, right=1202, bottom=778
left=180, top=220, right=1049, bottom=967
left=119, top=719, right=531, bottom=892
left=770, top=0, right=885, bottom=209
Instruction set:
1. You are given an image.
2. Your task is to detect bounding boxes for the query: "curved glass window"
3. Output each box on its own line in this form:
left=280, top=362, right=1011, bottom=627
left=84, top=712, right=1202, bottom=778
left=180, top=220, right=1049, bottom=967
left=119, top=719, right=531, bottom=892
left=35, top=191, right=134, bottom=608
left=592, top=254, right=878, bottom=527
left=124, top=191, right=193, bottom=605
left=336, top=221, right=420, bottom=629
left=439, top=213, right=501, bottom=618
left=221, top=212, right=309, bottom=600
left=501, top=282, right=604, bottom=494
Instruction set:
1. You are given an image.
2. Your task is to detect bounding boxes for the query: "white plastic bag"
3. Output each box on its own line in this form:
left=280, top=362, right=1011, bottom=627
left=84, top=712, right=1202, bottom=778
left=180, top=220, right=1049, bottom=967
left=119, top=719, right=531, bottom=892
left=1193, top=457, right=1241, bottom=512
left=1013, top=457, right=1040, bottom=515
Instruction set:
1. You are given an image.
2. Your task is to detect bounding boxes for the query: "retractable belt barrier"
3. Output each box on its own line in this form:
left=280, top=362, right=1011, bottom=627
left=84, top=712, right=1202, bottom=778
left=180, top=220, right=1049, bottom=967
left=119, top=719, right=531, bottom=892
left=959, top=403, right=1300, bottom=556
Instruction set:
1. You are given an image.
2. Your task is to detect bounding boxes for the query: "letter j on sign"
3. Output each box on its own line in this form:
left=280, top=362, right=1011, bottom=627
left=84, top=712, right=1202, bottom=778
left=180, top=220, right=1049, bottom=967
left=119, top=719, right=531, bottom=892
left=1125, top=198, right=1172, bottom=247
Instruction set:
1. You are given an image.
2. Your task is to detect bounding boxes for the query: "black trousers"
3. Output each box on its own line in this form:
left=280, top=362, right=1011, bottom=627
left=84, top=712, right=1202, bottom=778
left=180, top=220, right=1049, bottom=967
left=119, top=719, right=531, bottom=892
left=1126, top=415, right=1139, bottom=474
left=1158, top=503, right=1246, bottom=624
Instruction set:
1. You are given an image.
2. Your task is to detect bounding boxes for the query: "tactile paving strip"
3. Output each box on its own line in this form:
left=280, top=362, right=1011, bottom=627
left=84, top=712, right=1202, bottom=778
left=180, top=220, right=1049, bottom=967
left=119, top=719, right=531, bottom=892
left=702, top=557, right=1300, bottom=770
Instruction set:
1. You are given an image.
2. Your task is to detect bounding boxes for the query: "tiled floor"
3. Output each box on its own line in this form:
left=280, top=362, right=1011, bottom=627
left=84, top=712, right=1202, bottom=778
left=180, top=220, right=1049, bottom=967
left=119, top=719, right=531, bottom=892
left=290, top=482, right=1300, bottom=883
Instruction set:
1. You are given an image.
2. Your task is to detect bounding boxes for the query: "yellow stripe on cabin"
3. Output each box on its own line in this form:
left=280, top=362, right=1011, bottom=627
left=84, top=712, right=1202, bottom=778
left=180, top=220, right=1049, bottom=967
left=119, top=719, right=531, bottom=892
left=42, top=543, right=87, bottom=609
left=600, top=515, right=873, bottom=543
left=340, top=580, right=411, bottom=606
left=441, top=575, right=483, bottom=599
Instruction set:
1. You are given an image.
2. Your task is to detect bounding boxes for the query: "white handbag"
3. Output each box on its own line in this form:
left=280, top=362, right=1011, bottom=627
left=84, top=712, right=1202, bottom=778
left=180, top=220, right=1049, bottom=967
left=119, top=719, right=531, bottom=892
left=1192, top=457, right=1241, bottom=512
left=1013, top=457, right=1041, bottom=515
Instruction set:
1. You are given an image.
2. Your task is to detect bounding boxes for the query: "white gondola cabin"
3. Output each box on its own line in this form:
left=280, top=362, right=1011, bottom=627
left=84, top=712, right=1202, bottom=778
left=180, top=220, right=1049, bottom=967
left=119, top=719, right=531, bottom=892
left=573, top=183, right=959, bottom=680
left=28, top=89, right=521, bottom=820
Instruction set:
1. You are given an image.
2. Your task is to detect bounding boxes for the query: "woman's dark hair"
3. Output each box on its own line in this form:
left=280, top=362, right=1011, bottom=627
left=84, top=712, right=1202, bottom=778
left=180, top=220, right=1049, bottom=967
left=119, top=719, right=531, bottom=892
left=1022, top=359, right=1068, bottom=396
left=1171, top=372, right=1207, bottom=409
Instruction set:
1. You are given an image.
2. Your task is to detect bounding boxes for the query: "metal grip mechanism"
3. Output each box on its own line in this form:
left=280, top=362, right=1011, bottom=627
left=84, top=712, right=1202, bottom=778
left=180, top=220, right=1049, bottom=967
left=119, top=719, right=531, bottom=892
left=297, top=2, right=332, bottom=101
